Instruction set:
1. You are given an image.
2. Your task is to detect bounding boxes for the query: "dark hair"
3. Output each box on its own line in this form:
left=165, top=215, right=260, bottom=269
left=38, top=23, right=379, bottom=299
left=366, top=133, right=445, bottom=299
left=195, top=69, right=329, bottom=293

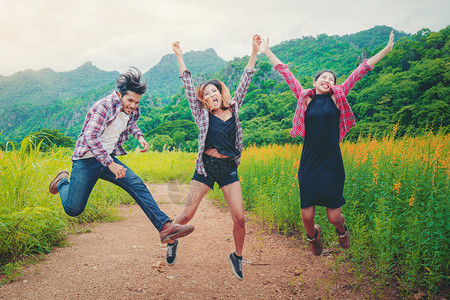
left=116, top=66, right=147, bottom=95
left=203, top=79, right=222, bottom=93
left=314, top=69, right=337, bottom=85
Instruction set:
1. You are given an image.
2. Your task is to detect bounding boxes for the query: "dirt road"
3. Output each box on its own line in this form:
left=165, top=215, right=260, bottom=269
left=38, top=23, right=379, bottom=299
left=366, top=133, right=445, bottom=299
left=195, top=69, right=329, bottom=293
left=0, top=184, right=371, bottom=299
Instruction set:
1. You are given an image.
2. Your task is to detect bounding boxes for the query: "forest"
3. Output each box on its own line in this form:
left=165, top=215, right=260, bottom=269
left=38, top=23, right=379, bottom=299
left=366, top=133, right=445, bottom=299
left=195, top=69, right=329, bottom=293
left=137, top=25, right=449, bottom=151
left=0, top=25, right=448, bottom=150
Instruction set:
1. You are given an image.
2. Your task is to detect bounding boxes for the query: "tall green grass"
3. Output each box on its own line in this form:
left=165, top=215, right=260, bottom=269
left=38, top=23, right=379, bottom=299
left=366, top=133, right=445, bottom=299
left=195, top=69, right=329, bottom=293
left=224, top=130, right=448, bottom=296
left=2, top=133, right=448, bottom=296
left=1, top=137, right=67, bottom=267
left=120, top=148, right=196, bottom=184
left=0, top=138, right=123, bottom=271
left=0, top=140, right=195, bottom=275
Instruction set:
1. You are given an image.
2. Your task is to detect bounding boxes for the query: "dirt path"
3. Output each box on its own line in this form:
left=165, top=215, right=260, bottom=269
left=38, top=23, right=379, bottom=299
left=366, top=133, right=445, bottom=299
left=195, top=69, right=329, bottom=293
left=0, top=184, right=370, bottom=299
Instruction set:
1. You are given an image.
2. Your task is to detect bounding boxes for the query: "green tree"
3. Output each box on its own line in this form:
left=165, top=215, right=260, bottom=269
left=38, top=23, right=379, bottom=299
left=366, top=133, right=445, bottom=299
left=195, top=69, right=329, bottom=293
left=29, top=129, right=75, bottom=151
left=1, top=26, right=448, bottom=145
left=150, top=134, right=173, bottom=152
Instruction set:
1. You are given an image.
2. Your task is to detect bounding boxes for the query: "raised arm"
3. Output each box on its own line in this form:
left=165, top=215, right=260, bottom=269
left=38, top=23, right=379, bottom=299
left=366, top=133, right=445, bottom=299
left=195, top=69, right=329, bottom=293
left=260, top=37, right=304, bottom=100
left=367, top=31, right=395, bottom=66
left=246, top=34, right=262, bottom=69
left=172, top=41, right=187, bottom=74
left=340, top=31, right=395, bottom=95
left=260, top=37, right=283, bottom=66
left=172, top=41, right=202, bottom=125
left=232, top=35, right=261, bottom=108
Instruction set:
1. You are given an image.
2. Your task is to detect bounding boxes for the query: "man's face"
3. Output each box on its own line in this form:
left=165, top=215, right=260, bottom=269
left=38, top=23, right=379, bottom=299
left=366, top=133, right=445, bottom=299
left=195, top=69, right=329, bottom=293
left=118, top=91, right=141, bottom=114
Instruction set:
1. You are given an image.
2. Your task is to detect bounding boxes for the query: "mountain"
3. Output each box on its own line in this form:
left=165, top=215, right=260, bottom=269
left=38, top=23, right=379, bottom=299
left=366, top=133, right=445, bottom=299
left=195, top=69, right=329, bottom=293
left=1, top=25, right=448, bottom=147
left=135, top=26, right=449, bottom=150
left=335, top=25, right=411, bottom=50
left=144, top=48, right=227, bottom=104
left=0, top=62, right=119, bottom=108
left=0, top=62, right=120, bottom=143
left=0, top=50, right=227, bottom=143
left=0, top=83, right=116, bottom=143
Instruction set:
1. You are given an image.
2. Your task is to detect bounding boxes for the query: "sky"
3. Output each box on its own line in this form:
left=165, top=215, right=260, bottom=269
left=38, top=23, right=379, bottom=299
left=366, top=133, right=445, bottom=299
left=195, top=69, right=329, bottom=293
left=1, top=0, right=448, bottom=76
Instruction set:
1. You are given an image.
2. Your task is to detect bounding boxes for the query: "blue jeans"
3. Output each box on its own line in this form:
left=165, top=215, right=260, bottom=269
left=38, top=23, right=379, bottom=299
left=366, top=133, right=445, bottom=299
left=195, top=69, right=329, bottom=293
left=57, top=156, right=170, bottom=231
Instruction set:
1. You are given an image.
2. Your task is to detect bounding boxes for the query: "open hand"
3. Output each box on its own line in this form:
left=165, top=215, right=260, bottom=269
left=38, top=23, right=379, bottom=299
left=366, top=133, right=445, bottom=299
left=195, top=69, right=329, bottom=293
left=386, top=30, right=395, bottom=52
left=260, top=37, right=271, bottom=54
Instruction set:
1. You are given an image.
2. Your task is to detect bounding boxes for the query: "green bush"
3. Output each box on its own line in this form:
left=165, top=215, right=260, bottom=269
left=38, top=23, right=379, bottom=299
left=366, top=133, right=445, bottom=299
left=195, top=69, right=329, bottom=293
left=150, top=134, right=174, bottom=152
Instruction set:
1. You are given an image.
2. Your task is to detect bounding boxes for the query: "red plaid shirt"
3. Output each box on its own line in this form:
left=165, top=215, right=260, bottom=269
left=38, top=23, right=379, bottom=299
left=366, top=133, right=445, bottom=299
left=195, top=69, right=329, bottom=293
left=275, top=60, right=373, bottom=142
left=72, top=91, right=143, bottom=166
left=181, top=68, right=256, bottom=175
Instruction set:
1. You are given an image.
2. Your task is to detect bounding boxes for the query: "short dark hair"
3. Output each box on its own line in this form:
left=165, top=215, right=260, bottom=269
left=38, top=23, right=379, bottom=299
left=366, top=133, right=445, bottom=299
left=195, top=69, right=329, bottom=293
left=314, top=69, right=337, bottom=85
left=116, top=66, right=147, bottom=95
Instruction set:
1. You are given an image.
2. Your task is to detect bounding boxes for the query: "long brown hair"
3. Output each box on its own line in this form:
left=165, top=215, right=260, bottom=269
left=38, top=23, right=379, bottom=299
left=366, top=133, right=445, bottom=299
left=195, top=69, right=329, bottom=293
left=196, top=79, right=231, bottom=111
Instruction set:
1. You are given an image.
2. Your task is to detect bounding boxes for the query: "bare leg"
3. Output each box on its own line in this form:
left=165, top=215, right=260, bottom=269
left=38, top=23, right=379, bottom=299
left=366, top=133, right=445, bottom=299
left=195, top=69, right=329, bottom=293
left=301, top=206, right=316, bottom=238
left=174, top=180, right=210, bottom=225
left=221, top=181, right=245, bottom=257
left=326, top=207, right=346, bottom=233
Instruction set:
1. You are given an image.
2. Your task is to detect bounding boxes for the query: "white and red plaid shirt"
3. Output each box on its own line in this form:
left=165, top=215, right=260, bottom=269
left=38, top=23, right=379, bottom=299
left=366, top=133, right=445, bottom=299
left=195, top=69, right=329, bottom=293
left=275, top=59, right=373, bottom=142
left=181, top=68, right=256, bottom=175
left=72, top=91, right=143, bottom=166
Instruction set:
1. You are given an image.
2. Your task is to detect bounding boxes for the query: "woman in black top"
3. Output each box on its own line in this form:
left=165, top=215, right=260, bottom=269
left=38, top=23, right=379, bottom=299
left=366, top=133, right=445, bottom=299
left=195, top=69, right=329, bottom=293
left=166, top=35, right=261, bottom=280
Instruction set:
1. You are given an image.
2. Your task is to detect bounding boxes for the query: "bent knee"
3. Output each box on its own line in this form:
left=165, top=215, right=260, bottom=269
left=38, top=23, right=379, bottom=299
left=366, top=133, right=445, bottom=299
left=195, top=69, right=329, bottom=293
left=327, top=215, right=343, bottom=225
left=301, top=213, right=314, bottom=224
left=62, top=203, right=85, bottom=217
left=64, top=208, right=84, bottom=217
left=232, top=215, right=246, bottom=228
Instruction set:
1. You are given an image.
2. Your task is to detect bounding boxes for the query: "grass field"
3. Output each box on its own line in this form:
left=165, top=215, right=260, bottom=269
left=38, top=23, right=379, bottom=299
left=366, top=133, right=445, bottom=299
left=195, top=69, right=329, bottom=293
left=1, top=132, right=448, bottom=296
left=212, top=130, right=449, bottom=296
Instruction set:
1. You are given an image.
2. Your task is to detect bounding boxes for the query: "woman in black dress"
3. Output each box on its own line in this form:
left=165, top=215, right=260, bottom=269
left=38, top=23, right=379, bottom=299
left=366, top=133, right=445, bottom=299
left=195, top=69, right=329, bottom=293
left=260, top=32, right=394, bottom=255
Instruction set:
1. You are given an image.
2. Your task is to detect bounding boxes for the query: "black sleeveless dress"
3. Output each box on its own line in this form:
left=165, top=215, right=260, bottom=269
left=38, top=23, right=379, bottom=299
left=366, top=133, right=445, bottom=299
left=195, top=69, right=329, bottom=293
left=298, top=94, right=346, bottom=209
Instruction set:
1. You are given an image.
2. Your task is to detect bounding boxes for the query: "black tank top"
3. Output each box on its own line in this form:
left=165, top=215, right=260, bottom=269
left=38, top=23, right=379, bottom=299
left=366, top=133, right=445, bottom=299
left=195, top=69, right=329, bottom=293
left=205, top=113, right=240, bottom=158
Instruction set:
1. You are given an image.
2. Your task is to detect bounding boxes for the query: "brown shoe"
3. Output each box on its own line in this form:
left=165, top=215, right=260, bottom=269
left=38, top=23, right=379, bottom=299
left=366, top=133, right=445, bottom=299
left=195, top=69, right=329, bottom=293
left=336, top=224, right=350, bottom=249
left=160, top=222, right=194, bottom=243
left=49, top=171, right=69, bottom=194
left=306, top=224, right=323, bottom=256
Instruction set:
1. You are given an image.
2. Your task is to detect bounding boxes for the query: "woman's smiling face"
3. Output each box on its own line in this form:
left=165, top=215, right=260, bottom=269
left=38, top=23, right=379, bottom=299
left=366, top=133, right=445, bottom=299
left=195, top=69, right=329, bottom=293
left=314, top=71, right=336, bottom=94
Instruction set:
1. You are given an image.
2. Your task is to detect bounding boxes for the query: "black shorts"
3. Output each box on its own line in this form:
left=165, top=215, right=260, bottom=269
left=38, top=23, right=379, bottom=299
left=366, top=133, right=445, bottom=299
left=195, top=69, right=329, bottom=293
left=192, top=154, right=239, bottom=189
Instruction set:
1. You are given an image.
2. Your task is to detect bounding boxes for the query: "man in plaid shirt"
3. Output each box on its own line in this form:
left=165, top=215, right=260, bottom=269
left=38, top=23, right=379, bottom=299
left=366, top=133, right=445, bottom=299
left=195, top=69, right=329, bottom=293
left=49, top=67, right=194, bottom=244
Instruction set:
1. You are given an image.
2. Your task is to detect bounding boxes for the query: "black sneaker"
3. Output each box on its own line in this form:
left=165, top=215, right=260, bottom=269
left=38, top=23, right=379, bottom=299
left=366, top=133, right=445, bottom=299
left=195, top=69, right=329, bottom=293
left=166, top=240, right=178, bottom=266
left=228, top=252, right=243, bottom=280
